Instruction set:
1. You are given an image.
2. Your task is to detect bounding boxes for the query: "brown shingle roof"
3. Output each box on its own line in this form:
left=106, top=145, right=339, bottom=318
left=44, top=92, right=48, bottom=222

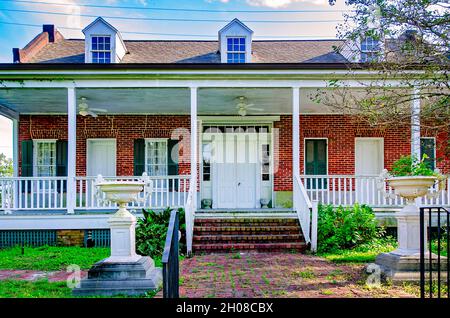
left=26, top=38, right=347, bottom=64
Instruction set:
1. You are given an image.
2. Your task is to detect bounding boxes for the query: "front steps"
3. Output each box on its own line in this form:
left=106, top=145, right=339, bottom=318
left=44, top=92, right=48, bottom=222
left=193, top=217, right=307, bottom=254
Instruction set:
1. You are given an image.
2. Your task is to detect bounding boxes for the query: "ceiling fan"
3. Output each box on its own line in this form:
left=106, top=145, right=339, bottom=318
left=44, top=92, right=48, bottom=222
left=235, top=96, right=263, bottom=116
left=78, top=97, right=107, bottom=118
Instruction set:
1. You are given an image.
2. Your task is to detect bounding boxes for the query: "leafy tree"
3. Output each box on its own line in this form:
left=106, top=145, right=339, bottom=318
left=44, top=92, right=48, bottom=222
left=0, top=153, right=13, bottom=177
left=314, top=0, right=449, bottom=134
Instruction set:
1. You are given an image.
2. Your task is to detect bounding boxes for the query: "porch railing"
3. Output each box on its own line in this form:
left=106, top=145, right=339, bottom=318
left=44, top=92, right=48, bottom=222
left=299, top=175, right=450, bottom=207
left=0, top=175, right=190, bottom=212
left=162, top=209, right=180, bottom=299
left=0, top=177, right=67, bottom=211
left=75, top=175, right=190, bottom=210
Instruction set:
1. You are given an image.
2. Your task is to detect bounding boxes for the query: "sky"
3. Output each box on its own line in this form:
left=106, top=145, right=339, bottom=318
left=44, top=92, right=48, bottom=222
left=0, top=0, right=351, bottom=159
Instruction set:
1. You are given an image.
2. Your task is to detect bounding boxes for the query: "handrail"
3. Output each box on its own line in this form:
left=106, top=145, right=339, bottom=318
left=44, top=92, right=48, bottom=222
left=293, top=174, right=313, bottom=244
left=184, top=179, right=196, bottom=255
left=162, top=209, right=179, bottom=298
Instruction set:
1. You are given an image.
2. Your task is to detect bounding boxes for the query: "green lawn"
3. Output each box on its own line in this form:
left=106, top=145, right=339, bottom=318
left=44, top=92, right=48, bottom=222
left=317, top=237, right=398, bottom=264
left=0, top=246, right=110, bottom=271
left=0, top=279, right=73, bottom=298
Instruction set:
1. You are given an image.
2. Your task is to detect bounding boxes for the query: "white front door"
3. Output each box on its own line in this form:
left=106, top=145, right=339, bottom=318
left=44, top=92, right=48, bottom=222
left=355, top=138, right=383, bottom=203
left=87, top=139, right=116, bottom=176
left=213, top=133, right=258, bottom=209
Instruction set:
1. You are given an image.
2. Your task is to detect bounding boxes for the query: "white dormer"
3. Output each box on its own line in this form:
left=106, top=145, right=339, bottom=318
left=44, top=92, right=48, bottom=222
left=340, top=36, right=384, bottom=63
left=218, top=18, right=253, bottom=63
left=82, top=17, right=127, bottom=63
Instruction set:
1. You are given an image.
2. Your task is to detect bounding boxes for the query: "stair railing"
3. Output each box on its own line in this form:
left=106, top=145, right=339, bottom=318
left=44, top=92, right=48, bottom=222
left=184, top=179, right=196, bottom=256
left=294, top=174, right=319, bottom=251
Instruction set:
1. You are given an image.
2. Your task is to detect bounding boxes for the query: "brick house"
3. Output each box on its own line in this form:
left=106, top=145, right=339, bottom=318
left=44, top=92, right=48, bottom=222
left=0, top=17, right=448, bottom=253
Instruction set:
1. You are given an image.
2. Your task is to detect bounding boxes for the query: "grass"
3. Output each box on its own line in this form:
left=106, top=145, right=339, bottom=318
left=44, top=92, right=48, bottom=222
left=317, top=237, right=398, bottom=264
left=0, top=280, right=73, bottom=298
left=0, top=245, right=165, bottom=271
left=0, top=246, right=110, bottom=271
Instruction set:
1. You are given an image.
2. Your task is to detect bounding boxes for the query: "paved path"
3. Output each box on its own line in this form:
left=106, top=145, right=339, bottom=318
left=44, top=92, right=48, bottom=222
left=0, top=253, right=417, bottom=298
left=178, top=253, right=416, bottom=298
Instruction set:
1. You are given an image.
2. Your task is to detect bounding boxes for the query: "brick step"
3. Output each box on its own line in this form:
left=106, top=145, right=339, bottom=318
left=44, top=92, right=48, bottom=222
left=194, top=221, right=299, bottom=227
left=193, top=242, right=307, bottom=254
left=194, top=218, right=299, bottom=225
left=194, top=225, right=301, bottom=235
left=193, top=234, right=303, bottom=243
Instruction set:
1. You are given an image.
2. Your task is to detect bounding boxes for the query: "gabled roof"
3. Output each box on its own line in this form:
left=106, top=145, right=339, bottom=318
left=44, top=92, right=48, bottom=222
left=82, top=17, right=119, bottom=34
left=23, top=39, right=347, bottom=64
left=218, top=18, right=254, bottom=34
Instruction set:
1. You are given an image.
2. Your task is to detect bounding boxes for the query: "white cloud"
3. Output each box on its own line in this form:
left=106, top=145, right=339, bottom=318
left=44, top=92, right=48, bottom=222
left=246, top=0, right=327, bottom=8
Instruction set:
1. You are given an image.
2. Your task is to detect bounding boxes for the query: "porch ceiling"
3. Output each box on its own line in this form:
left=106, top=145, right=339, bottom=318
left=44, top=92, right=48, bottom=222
left=0, top=87, right=337, bottom=116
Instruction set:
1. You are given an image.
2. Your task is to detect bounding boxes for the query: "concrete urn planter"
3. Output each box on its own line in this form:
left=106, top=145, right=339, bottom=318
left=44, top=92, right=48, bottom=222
left=385, top=176, right=437, bottom=203
left=375, top=173, right=446, bottom=282
left=73, top=175, right=162, bottom=297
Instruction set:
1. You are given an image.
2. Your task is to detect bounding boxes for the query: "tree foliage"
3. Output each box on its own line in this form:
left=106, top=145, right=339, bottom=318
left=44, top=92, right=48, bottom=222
left=0, top=153, right=13, bottom=177
left=314, top=0, right=449, bottom=133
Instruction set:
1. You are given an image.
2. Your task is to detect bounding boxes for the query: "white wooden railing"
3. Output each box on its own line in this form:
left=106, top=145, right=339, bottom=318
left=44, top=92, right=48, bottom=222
left=0, top=175, right=190, bottom=212
left=184, top=179, right=196, bottom=255
left=0, top=177, right=67, bottom=211
left=293, top=174, right=319, bottom=249
left=75, top=175, right=190, bottom=210
left=299, top=175, right=450, bottom=208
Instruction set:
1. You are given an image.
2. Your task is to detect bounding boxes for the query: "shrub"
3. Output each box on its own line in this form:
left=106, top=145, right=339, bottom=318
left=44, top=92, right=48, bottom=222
left=317, top=204, right=383, bottom=253
left=135, top=207, right=186, bottom=259
left=391, top=154, right=435, bottom=176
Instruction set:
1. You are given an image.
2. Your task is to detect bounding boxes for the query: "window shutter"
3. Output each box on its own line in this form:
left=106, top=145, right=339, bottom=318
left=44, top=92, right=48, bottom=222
left=167, top=139, right=179, bottom=191
left=21, top=140, right=33, bottom=177
left=56, top=140, right=68, bottom=176
left=134, top=139, right=145, bottom=176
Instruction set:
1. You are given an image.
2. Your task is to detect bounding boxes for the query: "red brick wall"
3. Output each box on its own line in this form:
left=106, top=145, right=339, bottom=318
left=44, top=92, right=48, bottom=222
left=274, top=115, right=449, bottom=191
left=18, top=115, right=191, bottom=176
left=18, top=115, right=449, bottom=192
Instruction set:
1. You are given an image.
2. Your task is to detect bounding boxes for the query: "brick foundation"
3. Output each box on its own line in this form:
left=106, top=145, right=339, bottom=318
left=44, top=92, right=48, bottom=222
left=56, top=230, right=85, bottom=247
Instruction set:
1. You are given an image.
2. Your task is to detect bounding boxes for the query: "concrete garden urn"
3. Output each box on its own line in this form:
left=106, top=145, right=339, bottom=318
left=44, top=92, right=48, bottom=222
left=73, top=174, right=162, bottom=296
left=375, top=171, right=446, bottom=281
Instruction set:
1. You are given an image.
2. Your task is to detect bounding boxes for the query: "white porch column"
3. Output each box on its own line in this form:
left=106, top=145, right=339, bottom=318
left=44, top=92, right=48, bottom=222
left=67, top=87, right=77, bottom=214
left=411, top=86, right=421, bottom=161
left=190, top=86, right=198, bottom=208
left=292, top=87, right=300, bottom=179
left=12, top=118, right=18, bottom=178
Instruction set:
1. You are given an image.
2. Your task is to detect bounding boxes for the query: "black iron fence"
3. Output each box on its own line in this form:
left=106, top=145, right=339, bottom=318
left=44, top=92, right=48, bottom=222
left=162, top=209, right=180, bottom=298
left=420, top=206, right=449, bottom=299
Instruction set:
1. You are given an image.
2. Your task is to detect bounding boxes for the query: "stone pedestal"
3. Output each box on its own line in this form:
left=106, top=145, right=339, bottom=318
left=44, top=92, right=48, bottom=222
left=375, top=203, right=447, bottom=282
left=73, top=208, right=162, bottom=296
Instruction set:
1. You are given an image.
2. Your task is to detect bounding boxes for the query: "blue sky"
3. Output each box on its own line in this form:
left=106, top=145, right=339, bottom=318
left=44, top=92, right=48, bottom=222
left=0, top=0, right=351, bottom=158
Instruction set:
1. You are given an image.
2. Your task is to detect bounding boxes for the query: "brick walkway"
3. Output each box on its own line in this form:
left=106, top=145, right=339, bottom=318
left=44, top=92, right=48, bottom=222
left=178, top=253, right=416, bottom=298
left=0, top=253, right=417, bottom=298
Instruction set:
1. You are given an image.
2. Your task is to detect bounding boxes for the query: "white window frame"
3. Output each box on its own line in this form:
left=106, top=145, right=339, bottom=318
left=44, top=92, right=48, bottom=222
left=33, top=139, right=57, bottom=177
left=91, top=35, right=112, bottom=64
left=226, top=36, right=246, bottom=63
left=360, top=37, right=380, bottom=62
left=144, top=138, right=168, bottom=177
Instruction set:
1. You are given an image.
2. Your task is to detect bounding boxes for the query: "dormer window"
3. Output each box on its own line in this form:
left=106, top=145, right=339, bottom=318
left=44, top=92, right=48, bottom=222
left=361, top=37, right=380, bottom=62
left=91, top=36, right=111, bottom=63
left=227, top=37, right=246, bottom=63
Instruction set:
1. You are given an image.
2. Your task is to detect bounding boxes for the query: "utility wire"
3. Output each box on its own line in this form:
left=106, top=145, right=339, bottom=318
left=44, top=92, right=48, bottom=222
left=0, top=0, right=351, bottom=13
left=0, top=8, right=344, bottom=23
left=0, top=20, right=339, bottom=39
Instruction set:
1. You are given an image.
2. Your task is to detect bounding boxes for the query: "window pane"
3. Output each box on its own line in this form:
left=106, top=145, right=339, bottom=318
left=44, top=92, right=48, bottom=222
left=420, top=138, right=435, bottom=170
left=240, top=38, right=245, bottom=45
left=146, top=140, right=168, bottom=176
left=35, top=141, right=56, bottom=177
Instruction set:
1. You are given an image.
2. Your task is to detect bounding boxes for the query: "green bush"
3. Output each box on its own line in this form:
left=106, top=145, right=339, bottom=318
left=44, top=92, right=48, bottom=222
left=135, top=207, right=186, bottom=259
left=317, top=204, right=383, bottom=253
left=391, top=154, right=435, bottom=176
